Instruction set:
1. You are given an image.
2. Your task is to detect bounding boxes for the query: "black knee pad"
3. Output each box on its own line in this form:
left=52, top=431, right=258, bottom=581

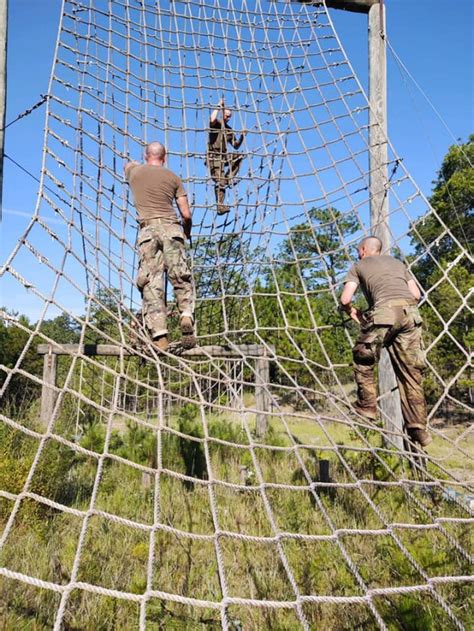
left=353, top=343, right=376, bottom=366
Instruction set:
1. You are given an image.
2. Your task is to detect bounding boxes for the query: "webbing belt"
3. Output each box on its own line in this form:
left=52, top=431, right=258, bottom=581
left=377, top=299, right=417, bottom=308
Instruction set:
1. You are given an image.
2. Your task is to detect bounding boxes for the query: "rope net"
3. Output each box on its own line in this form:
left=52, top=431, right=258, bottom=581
left=0, top=1, right=472, bottom=629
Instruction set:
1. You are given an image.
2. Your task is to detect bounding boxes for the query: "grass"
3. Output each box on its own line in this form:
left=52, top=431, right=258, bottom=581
left=0, top=398, right=472, bottom=630
left=428, top=423, right=474, bottom=483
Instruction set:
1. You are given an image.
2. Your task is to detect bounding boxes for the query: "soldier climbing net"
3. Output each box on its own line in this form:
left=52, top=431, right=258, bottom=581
left=0, top=1, right=472, bottom=629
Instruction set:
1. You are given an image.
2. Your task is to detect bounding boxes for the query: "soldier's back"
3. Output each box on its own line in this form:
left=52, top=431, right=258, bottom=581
left=354, top=255, right=415, bottom=308
left=128, top=164, right=185, bottom=221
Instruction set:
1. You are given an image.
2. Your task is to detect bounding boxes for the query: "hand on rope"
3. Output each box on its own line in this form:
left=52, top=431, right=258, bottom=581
left=339, top=303, right=362, bottom=324
left=123, top=160, right=140, bottom=178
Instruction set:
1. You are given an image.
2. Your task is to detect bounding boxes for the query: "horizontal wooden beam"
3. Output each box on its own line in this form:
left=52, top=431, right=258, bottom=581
left=37, top=343, right=271, bottom=358
left=293, top=0, right=378, bottom=14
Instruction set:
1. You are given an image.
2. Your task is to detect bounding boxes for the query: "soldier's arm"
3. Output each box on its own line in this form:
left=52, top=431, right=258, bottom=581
left=340, top=281, right=362, bottom=323
left=124, top=160, right=140, bottom=180
left=232, top=129, right=246, bottom=150
left=210, top=98, right=225, bottom=124
left=176, top=195, right=192, bottom=240
left=407, top=279, right=421, bottom=301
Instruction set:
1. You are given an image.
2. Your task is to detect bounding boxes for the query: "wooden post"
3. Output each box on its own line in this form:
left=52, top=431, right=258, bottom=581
left=40, top=348, right=57, bottom=427
left=0, top=0, right=7, bottom=219
left=255, top=352, right=270, bottom=438
left=369, top=1, right=404, bottom=451
left=319, top=459, right=330, bottom=483
left=369, top=1, right=389, bottom=249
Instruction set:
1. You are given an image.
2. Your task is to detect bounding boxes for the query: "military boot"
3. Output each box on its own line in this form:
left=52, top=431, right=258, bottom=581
left=353, top=404, right=378, bottom=421
left=152, top=335, right=169, bottom=353
left=181, top=315, right=196, bottom=349
left=407, top=427, right=432, bottom=448
left=216, top=186, right=230, bottom=215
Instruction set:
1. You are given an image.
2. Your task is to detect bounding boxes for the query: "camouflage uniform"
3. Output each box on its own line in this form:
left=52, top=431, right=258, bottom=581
left=207, top=119, right=244, bottom=209
left=353, top=300, right=427, bottom=430
left=136, top=218, right=194, bottom=338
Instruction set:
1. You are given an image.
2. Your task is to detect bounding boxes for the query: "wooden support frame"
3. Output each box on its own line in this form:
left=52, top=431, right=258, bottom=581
left=292, top=0, right=378, bottom=14
left=37, top=343, right=273, bottom=437
left=39, top=349, right=57, bottom=427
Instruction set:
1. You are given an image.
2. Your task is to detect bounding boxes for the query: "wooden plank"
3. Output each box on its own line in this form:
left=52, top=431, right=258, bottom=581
left=183, top=344, right=269, bottom=358
left=37, top=343, right=269, bottom=358
left=293, top=0, right=378, bottom=14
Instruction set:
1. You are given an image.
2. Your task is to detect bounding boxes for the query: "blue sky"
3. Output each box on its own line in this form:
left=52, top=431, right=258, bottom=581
left=1, top=0, right=473, bottom=320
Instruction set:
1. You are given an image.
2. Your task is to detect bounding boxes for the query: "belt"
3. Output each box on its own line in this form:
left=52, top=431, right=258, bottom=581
left=138, top=217, right=176, bottom=228
left=377, top=299, right=417, bottom=308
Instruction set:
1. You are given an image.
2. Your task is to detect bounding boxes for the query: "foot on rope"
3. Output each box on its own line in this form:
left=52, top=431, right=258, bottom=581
left=180, top=316, right=196, bottom=349
left=407, top=427, right=432, bottom=448
left=353, top=404, right=378, bottom=421
left=152, top=335, right=169, bottom=353
left=216, top=204, right=231, bottom=215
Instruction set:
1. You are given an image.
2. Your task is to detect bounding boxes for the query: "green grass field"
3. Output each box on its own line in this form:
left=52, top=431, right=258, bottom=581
left=0, top=402, right=472, bottom=630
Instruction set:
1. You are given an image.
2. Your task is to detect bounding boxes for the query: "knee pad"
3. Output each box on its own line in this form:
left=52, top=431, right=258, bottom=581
left=353, top=342, right=376, bottom=366
left=136, top=272, right=149, bottom=290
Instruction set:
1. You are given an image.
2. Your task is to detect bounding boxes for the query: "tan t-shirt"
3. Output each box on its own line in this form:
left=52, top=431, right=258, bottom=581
left=126, top=164, right=186, bottom=221
left=344, top=255, right=415, bottom=308
left=208, top=119, right=239, bottom=155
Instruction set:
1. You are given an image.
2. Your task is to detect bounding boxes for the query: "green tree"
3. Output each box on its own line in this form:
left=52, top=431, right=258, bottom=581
left=192, top=233, right=260, bottom=341
left=255, top=207, right=358, bottom=398
left=411, top=136, right=473, bottom=408
left=40, top=313, right=81, bottom=344
left=0, top=311, right=36, bottom=415
left=0, top=311, right=82, bottom=418
left=412, top=135, right=473, bottom=283
left=85, top=287, right=123, bottom=343
left=276, top=206, right=358, bottom=288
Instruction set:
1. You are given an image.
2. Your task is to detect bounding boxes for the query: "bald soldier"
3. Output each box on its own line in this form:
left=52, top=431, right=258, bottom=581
left=207, top=98, right=246, bottom=215
left=341, top=236, right=431, bottom=448
left=125, top=142, right=195, bottom=352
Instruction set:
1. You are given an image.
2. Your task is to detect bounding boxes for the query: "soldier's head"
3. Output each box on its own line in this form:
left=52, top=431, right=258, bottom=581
left=358, top=236, right=382, bottom=259
left=144, top=141, right=167, bottom=165
left=223, top=108, right=232, bottom=122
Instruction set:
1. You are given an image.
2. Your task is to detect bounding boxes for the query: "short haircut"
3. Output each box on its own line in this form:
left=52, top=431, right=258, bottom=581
left=359, top=235, right=382, bottom=254
left=145, top=141, right=166, bottom=160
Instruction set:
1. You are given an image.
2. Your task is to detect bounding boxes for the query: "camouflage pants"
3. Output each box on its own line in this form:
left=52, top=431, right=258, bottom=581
left=353, top=302, right=428, bottom=430
left=136, top=219, right=194, bottom=338
left=208, top=153, right=244, bottom=205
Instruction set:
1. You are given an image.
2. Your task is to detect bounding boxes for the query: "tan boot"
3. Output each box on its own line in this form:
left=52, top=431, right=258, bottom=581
left=217, top=204, right=230, bottom=215
left=152, top=335, right=169, bottom=352
left=408, top=428, right=432, bottom=447
left=180, top=316, right=196, bottom=349
left=353, top=404, right=378, bottom=421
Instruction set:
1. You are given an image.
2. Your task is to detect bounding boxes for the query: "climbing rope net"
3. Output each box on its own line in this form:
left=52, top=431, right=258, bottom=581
left=0, top=0, right=472, bottom=629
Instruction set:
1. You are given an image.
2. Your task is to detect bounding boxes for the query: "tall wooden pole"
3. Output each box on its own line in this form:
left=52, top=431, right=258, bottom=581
left=368, top=1, right=389, bottom=248
left=0, top=0, right=7, bottom=219
left=368, top=1, right=404, bottom=450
